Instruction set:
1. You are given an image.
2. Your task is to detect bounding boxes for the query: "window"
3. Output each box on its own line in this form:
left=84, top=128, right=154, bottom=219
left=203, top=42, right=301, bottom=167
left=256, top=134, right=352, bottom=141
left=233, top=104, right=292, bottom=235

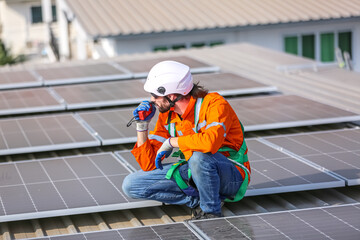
left=302, top=34, right=315, bottom=59
left=153, top=46, right=168, bottom=52
left=52, top=5, right=57, bottom=22
left=153, top=40, right=225, bottom=52
left=338, top=31, right=352, bottom=58
left=172, top=44, right=186, bottom=50
left=284, top=31, right=352, bottom=63
left=321, top=33, right=335, bottom=62
left=209, top=41, right=224, bottom=47
left=31, top=6, right=43, bottom=23
left=31, top=5, right=57, bottom=24
left=284, top=36, right=298, bottom=55
left=191, top=42, right=206, bottom=48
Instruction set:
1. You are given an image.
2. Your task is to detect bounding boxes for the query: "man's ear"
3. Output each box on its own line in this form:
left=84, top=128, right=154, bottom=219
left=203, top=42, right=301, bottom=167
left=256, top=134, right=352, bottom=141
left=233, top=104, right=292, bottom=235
left=168, top=94, right=177, bottom=101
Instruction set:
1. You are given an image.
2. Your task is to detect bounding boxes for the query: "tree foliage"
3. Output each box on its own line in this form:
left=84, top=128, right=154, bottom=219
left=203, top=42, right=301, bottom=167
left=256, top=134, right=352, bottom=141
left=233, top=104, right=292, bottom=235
left=0, top=39, right=26, bottom=66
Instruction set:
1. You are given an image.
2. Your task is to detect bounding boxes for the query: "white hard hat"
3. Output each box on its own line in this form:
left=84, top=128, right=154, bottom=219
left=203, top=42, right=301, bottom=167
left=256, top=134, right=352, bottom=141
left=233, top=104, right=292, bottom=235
left=144, top=60, right=193, bottom=96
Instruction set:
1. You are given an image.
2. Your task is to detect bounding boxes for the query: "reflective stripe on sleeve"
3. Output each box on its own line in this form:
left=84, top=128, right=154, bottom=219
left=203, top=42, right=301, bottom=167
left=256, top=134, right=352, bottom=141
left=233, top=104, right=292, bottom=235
left=148, top=134, right=167, bottom=143
left=206, top=122, right=227, bottom=137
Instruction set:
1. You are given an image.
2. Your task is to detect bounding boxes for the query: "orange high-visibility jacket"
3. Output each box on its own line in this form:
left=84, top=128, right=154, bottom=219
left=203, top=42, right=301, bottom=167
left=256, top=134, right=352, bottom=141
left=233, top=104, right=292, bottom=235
left=131, top=92, right=250, bottom=180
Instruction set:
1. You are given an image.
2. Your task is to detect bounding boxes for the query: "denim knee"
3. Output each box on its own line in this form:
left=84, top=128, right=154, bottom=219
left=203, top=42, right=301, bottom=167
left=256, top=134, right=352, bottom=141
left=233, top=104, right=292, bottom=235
left=122, top=173, right=136, bottom=198
left=188, top=151, right=209, bottom=173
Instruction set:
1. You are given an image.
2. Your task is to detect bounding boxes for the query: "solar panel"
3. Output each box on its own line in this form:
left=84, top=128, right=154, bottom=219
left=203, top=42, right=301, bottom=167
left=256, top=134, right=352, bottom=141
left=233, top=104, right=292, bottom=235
left=76, top=109, right=158, bottom=145
left=34, top=62, right=131, bottom=85
left=0, top=88, right=65, bottom=115
left=117, top=56, right=220, bottom=78
left=0, top=114, right=99, bottom=155
left=245, top=139, right=344, bottom=196
left=190, top=204, right=360, bottom=240
left=52, top=72, right=276, bottom=110
left=26, top=222, right=200, bottom=240
left=0, top=69, right=42, bottom=90
left=52, top=79, right=147, bottom=109
left=262, top=128, right=360, bottom=186
left=228, top=95, right=360, bottom=131
left=193, top=72, right=277, bottom=95
left=0, top=153, right=161, bottom=222
left=115, top=138, right=344, bottom=196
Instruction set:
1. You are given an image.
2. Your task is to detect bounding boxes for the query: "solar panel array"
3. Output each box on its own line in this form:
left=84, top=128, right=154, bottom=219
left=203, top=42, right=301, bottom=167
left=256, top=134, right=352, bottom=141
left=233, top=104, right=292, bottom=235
left=26, top=204, right=360, bottom=240
left=0, top=153, right=160, bottom=222
left=1, top=53, right=359, bottom=237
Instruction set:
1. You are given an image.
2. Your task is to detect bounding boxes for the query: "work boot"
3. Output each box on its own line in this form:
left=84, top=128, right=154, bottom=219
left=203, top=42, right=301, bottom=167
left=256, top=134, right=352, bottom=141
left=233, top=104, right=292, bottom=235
left=190, top=202, right=224, bottom=220
left=191, top=210, right=221, bottom=220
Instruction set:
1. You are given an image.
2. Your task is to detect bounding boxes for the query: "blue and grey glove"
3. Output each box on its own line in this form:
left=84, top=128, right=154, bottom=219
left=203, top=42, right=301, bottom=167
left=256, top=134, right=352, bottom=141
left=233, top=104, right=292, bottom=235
left=155, top=138, right=173, bottom=170
left=133, top=101, right=156, bottom=131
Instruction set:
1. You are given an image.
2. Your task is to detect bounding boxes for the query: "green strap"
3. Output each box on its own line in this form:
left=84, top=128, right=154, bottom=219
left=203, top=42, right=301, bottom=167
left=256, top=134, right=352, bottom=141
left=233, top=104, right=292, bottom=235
left=165, top=160, right=188, bottom=190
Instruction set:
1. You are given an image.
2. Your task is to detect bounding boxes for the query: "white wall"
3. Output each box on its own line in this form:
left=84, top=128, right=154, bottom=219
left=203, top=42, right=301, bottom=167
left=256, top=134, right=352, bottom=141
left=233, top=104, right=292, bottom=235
left=1, top=0, right=58, bottom=56
left=111, top=18, right=359, bottom=72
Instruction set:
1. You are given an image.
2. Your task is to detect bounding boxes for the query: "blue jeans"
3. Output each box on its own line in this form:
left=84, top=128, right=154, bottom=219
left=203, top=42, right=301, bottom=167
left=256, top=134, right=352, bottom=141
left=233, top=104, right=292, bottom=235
left=122, top=152, right=243, bottom=215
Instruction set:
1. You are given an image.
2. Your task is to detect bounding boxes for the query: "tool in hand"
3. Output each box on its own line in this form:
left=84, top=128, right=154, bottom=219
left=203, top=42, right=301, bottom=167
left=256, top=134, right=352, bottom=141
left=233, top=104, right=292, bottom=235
left=127, top=102, right=155, bottom=127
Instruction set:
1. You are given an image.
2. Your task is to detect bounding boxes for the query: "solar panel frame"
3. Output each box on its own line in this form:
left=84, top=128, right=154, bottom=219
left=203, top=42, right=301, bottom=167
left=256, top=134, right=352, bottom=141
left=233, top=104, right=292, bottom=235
left=0, top=113, right=100, bottom=156
left=261, top=128, right=360, bottom=186
left=0, top=87, right=65, bottom=116
left=116, top=55, right=220, bottom=78
left=34, top=62, right=132, bottom=86
left=0, top=153, right=161, bottom=222
left=0, top=69, right=42, bottom=90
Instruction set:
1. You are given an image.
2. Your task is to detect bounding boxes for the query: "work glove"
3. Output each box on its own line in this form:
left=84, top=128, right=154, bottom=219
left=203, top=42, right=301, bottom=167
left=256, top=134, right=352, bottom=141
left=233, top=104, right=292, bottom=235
left=133, top=101, right=156, bottom=131
left=155, top=138, right=173, bottom=170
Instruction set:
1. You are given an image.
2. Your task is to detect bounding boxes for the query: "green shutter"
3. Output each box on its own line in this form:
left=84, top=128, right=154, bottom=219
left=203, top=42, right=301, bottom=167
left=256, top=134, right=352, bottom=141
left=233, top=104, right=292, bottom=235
left=321, top=33, right=335, bottom=62
left=338, top=32, right=352, bottom=58
left=153, top=46, right=168, bottom=52
left=284, top=36, right=298, bottom=55
left=172, top=44, right=186, bottom=50
left=302, top=34, right=315, bottom=59
left=52, top=5, right=57, bottom=22
left=31, top=6, right=43, bottom=23
left=191, top=42, right=206, bottom=48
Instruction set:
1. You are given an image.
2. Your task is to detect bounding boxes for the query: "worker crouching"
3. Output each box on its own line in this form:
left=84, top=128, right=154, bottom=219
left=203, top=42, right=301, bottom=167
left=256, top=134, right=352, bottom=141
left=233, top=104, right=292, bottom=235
left=122, top=60, right=251, bottom=219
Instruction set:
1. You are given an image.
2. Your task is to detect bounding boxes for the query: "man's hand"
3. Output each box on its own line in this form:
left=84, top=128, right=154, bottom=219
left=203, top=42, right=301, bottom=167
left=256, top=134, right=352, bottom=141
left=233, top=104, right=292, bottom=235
left=155, top=138, right=173, bottom=170
left=133, top=101, right=156, bottom=131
